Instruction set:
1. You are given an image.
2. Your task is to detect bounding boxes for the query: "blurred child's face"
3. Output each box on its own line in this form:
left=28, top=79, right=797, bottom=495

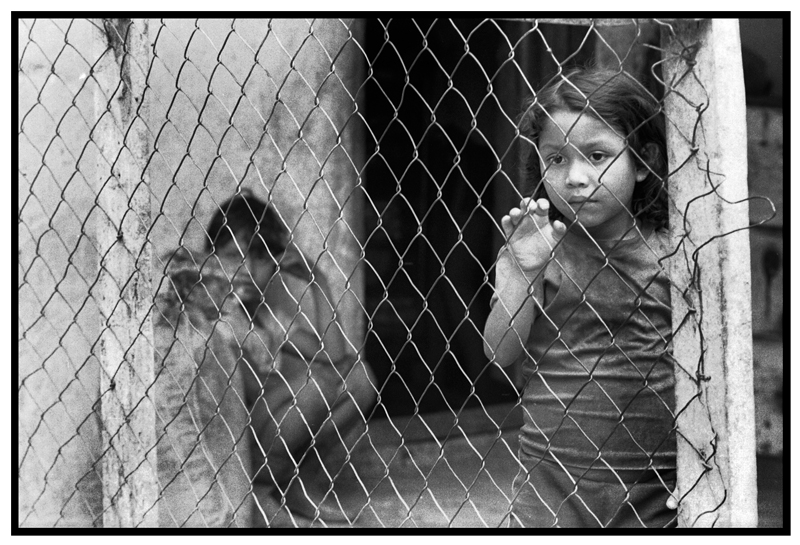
left=217, top=231, right=277, bottom=299
left=538, top=109, right=647, bottom=240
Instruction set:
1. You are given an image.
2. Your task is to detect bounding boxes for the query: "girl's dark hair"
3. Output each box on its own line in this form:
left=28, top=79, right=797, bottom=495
left=520, top=66, right=669, bottom=230
left=205, top=192, right=288, bottom=258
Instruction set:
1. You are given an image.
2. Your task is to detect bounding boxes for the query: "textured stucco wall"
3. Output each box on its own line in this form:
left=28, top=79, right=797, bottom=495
left=18, top=18, right=105, bottom=526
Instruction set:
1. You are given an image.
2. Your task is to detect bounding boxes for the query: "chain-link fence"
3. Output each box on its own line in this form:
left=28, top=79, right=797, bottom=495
left=18, top=17, right=766, bottom=528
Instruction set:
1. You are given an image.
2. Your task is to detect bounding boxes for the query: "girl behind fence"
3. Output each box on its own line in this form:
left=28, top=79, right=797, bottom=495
left=206, top=193, right=377, bottom=526
left=483, top=67, right=677, bottom=528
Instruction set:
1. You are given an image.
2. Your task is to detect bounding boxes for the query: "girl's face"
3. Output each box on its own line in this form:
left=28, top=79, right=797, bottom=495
left=217, top=231, right=276, bottom=299
left=538, top=109, right=648, bottom=240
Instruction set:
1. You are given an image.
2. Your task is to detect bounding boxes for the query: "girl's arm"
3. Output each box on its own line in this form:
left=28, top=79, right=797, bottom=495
left=483, top=198, right=565, bottom=367
left=482, top=248, right=542, bottom=367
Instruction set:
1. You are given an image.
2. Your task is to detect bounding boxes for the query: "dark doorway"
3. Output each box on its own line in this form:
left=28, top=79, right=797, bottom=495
left=360, top=19, right=593, bottom=415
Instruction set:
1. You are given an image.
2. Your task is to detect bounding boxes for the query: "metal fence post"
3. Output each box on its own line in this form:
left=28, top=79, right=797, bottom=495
left=661, top=18, right=758, bottom=527
left=92, top=18, right=158, bottom=527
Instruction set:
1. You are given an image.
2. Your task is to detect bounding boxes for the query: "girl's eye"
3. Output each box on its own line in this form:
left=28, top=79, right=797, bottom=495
left=588, top=152, right=607, bottom=162
left=548, top=155, right=565, bottom=165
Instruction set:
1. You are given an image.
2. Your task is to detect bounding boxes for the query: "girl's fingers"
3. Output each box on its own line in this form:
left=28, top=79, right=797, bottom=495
left=500, top=215, right=513, bottom=236
left=506, top=200, right=558, bottom=231
left=552, top=219, right=567, bottom=237
left=520, top=198, right=536, bottom=214
left=506, top=199, right=561, bottom=238
left=532, top=198, right=550, bottom=216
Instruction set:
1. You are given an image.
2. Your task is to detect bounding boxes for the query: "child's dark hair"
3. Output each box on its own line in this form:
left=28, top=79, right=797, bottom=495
left=205, top=192, right=288, bottom=258
left=520, top=66, right=669, bottom=230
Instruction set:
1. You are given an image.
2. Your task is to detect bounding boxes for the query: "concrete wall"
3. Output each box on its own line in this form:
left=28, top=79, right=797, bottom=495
left=18, top=18, right=105, bottom=526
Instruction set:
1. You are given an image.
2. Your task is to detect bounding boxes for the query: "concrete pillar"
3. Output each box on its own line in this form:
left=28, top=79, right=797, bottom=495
left=92, top=18, right=159, bottom=527
left=661, top=18, right=758, bottom=528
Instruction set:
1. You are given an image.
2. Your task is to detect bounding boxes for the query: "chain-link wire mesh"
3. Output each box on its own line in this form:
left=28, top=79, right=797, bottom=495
left=17, top=17, right=770, bottom=528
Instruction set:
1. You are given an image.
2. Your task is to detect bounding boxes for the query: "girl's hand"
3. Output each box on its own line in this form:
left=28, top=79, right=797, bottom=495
left=501, top=198, right=566, bottom=274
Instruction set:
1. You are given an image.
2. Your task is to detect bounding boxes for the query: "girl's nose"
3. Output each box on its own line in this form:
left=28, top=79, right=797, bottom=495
left=566, top=159, right=593, bottom=187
